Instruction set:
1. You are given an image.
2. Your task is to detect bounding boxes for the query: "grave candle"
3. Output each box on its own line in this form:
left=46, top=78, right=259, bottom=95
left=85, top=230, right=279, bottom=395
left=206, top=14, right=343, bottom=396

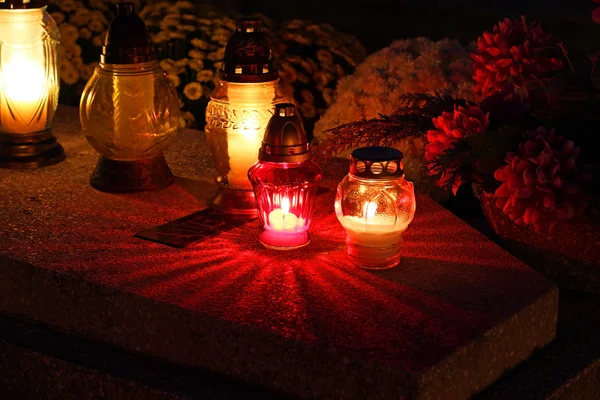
left=335, top=147, right=416, bottom=269
left=248, top=103, right=322, bottom=250
left=0, top=0, right=64, bottom=169
left=205, top=17, right=289, bottom=215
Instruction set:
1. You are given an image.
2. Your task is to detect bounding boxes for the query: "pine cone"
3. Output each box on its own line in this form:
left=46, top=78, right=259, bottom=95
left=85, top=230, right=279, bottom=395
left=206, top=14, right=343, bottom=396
left=471, top=17, right=563, bottom=99
left=493, top=127, right=591, bottom=233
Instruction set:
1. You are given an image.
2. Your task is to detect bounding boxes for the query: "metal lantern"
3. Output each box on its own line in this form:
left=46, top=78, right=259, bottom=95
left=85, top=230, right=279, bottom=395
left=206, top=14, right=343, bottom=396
left=79, top=2, right=180, bottom=192
left=0, top=0, right=64, bottom=169
left=205, top=17, right=290, bottom=215
left=248, top=104, right=322, bottom=250
left=335, top=147, right=416, bottom=269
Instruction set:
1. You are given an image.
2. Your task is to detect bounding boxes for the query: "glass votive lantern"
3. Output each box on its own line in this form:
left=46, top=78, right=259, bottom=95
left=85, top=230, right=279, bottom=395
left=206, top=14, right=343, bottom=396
left=80, top=3, right=179, bottom=192
left=248, top=104, right=322, bottom=250
left=0, top=0, right=64, bottom=169
left=335, top=147, right=416, bottom=269
left=205, top=17, right=289, bottom=215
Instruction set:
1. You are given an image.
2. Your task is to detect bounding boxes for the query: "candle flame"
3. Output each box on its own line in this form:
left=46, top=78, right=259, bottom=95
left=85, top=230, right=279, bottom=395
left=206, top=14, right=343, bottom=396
left=363, top=201, right=377, bottom=219
left=281, top=196, right=290, bottom=215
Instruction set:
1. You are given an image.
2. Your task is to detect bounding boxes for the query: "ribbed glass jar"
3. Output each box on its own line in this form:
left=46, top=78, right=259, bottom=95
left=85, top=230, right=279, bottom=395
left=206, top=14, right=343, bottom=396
left=80, top=62, right=179, bottom=161
left=248, top=159, right=322, bottom=250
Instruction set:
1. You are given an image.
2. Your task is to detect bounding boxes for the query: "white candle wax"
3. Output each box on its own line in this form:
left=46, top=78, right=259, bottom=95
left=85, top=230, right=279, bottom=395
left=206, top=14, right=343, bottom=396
left=260, top=197, right=308, bottom=248
left=225, top=83, right=276, bottom=190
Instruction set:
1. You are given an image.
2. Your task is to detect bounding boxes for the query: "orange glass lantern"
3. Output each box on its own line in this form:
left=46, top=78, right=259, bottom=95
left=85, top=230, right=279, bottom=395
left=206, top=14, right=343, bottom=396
left=248, top=104, right=322, bottom=249
left=79, top=3, right=179, bottom=192
left=0, top=0, right=63, bottom=168
left=335, top=147, right=416, bottom=269
left=205, top=17, right=289, bottom=214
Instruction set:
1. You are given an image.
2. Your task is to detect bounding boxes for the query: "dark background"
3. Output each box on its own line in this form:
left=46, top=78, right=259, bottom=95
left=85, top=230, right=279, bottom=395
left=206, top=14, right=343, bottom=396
left=225, top=0, right=597, bottom=53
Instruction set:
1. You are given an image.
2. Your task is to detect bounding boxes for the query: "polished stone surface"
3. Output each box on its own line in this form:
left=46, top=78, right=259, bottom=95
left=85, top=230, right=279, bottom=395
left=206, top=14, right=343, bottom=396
left=0, top=107, right=558, bottom=399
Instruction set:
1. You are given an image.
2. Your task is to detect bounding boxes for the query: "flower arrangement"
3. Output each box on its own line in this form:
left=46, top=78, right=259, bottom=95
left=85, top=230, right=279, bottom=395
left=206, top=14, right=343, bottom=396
left=48, top=0, right=365, bottom=133
left=316, top=16, right=599, bottom=234
left=313, top=38, right=474, bottom=199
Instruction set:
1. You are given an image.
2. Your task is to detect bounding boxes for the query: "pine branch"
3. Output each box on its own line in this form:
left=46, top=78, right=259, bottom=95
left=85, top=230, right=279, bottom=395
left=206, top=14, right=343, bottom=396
left=314, top=92, right=471, bottom=162
left=313, top=114, right=431, bottom=161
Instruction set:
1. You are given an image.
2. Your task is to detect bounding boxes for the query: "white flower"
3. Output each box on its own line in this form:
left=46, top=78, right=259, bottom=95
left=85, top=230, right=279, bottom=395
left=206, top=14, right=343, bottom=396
left=313, top=37, right=475, bottom=200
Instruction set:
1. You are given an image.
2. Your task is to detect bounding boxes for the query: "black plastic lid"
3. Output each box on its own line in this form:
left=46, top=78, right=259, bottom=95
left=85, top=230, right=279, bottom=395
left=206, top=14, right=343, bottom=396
left=349, top=146, right=404, bottom=179
left=0, top=0, right=46, bottom=9
left=258, top=104, right=311, bottom=163
left=101, top=3, right=157, bottom=65
left=218, top=17, right=279, bottom=83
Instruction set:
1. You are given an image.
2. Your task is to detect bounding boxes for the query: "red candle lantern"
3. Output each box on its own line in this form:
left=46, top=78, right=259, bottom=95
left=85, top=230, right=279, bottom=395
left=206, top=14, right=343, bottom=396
left=248, top=103, right=322, bottom=250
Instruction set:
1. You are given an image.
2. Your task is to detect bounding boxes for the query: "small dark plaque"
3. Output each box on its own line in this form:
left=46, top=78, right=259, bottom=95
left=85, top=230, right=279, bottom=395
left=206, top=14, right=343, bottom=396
left=135, top=208, right=256, bottom=248
left=135, top=187, right=330, bottom=248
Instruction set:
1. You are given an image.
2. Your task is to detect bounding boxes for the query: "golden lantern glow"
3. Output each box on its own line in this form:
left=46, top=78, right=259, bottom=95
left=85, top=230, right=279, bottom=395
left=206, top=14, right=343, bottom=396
left=205, top=17, right=290, bottom=214
left=0, top=1, right=63, bottom=168
left=335, top=147, right=416, bottom=269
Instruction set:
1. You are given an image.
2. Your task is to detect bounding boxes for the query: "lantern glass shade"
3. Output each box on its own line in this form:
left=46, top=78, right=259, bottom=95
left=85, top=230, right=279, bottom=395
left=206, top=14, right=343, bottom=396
left=335, top=171, right=416, bottom=269
left=248, top=159, right=323, bottom=250
left=205, top=79, right=289, bottom=192
left=80, top=62, right=179, bottom=161
left=0, top=7, right=59, bottom=135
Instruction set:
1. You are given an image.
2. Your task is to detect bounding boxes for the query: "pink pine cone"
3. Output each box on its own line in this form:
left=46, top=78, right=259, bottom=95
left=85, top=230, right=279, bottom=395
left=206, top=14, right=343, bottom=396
left=493, top=127, right=591, bottom=233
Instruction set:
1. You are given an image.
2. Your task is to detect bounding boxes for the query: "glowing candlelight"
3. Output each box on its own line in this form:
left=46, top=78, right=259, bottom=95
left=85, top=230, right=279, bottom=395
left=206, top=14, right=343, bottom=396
left=0, top=7, right=53, bottom=134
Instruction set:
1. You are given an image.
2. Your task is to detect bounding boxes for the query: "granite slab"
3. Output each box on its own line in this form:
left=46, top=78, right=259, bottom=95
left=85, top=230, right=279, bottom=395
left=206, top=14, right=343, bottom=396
left=0, top=106, right=558, bottom=400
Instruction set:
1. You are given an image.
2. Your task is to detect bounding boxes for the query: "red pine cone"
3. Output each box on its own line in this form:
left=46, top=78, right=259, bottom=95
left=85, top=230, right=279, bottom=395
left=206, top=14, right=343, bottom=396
left=493, top=127, right=591, bottom=233
left=471, top=17, right=564, bottom=99
left=426, top=105, right=490, bottom=162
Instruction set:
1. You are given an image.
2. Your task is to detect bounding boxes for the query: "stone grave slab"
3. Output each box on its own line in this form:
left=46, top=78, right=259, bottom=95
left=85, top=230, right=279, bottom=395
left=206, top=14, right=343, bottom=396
left=0, top=107, right=558, bottom=400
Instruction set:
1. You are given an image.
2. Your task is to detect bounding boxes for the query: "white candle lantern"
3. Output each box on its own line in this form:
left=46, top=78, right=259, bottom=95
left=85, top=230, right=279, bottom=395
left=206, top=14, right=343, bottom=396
left=335, top=147, right=416, bottom=269
left=205, top=17, right=289, bottom=215
left=0, top=0, right=63, bottom=169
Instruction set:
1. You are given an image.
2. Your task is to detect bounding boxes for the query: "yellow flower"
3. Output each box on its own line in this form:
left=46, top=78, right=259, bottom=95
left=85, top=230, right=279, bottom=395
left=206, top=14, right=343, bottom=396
left=316, top=49, right=334, bottom=65
left=60, top=59, right=80, bottom=85
left=88, top=0, right=109, bottom=11
left=212, top=61, right=222, bottom=71
left=89, top=20, right=104, bottom=33
left=196, top=69, right=214, bottom=82
left=183, top=14, right=197, bottom=22
left=175, top=1, right=195, bottom=10
left=71, top=57, right=83, bottom=69
left=189, top=59, right=204, bottom=71
left=188, top=49, right=206, bottom=60
left=297, top=72, right=310, bottom=84
left=50, top=12, right=65, bottom=25
left=151, top=31, right=169, bottom=44
left=313, top=70, right=332, bottom=87
left=92, top=35, right=104, bottom=48
left=322, top=88, right=334, bottom=105
left=168, top=31, right=186, bottom=40
left=70, top=9, right=90, bottom=27
left=299, top=102, right=316, bottom=119
left=75, top=27, right=91, bottom=43
left=59, top=23, right=79, bottom=46
left=59, top=0, right=77, bottom=13
left=279, top=63, right=297, bottom=84
left=159, top=59, right=175, bottom=72
left=183, top=82, right=203, bottom=101
left=286, top=55, right=302, bottom=64
left=181, top=111, right=196, bottom=124
left=301, top=89, right=314, bottom=104
left=89, top=10, right=108, bottom=24
left=80, top=63, right=98, bottom=81
left=167, top=74, right=181, bottom=87
left=207, top=52, right=220, bottom=62
left=197, top=18, right=212, bottom=25
left=191, top=38, right=210, bottom=49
